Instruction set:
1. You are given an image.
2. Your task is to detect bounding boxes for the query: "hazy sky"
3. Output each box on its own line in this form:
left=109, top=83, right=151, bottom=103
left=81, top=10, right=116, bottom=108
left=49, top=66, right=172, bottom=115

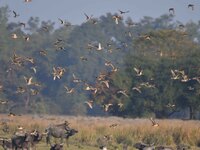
left=1, top=0, right=200, bottom=26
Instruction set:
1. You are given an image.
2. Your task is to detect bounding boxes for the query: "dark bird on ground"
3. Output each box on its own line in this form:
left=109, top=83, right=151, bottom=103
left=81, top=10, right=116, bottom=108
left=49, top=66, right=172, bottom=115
left=109, top=123, right=119, bottom=128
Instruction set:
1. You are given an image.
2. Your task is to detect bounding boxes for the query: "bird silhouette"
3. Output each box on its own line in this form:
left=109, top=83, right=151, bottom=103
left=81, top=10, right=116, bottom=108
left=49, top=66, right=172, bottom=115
left=84, top=100, right=93, bottom=109
left=24, top=76, right=33, bottom=85
left=169, top=8, right=175, bottom=15
left=0, top=99, right=8, bottom=105
left=58, top=18, right=65, bottom=24
left=64, top=85, right=75, bottom=94
left=117, top=89, right=129, bottom=97
left=84, top=13, right=93, bottom=22
left=112, top=14, right=122, bottom=24
left=134, top=67, right=143, bottom=76
left=188, top=4, right=194, bottom=10
left=103, top=103, right=113, bottom=112
left=19, top=22, right=26, bottom=28
left=11, top=33, right=18, bottom=39
left=13, top=11, right=19, bottom=18
left=96, top=43, right=103, bottom=51
left=149, top=117, right=159, bottom=127
left=118, top=10, right=130, bottom=14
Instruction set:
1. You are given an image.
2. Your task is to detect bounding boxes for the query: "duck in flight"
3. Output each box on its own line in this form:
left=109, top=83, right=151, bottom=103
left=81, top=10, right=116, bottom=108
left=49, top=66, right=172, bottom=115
left=169, top=8, right=175, bottom=15
left=84, top=100, right=93, bottom=109
left=30, top=89, right=39, bottom=96
left=13, top=11, right=20, bottom=18
left=188, top=4, right=194, bottom=10
left=64, top=85, right=75, bottom=94
left=19, top=22, right=26, bottom=28
left=149, top=117, right=159, bottom=127
left=100, top=80, right=109, bottom=88
left=103, top=103, right=113, bottom=112
left=72, top=73, right=82, bottom=83
left=117, top=89, right=129, bottom=97
left=84, top=13, right=93, bottom=22
left=31, top=67, right=37, bottom=74
left=11, top=33, right=18, bottom=39
left=96, top=43, right=103, bottom=51
left=118, top=10, right=130, bottom=14
left=134, top=67, right=143, bottom=76
left=112, top=15, right=122, bottom=25
left=0, top=99, right=8, bottom=105
left=24, top=76, right=33, bottom=85
left=58, top=18, right=65, bottom=25
left=132, top=86, right=142, bottom=93
left=16, top=87, right=26, bottom=94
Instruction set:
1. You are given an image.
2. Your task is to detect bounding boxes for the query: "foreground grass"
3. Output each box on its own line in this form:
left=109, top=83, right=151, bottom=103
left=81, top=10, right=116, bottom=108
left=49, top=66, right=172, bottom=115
left=0, top=114, right=200, bottom=149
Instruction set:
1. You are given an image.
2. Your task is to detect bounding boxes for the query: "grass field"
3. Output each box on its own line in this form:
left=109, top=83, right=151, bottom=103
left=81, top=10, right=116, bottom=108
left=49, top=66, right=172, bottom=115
left=0, top=114, right=200, bottom=149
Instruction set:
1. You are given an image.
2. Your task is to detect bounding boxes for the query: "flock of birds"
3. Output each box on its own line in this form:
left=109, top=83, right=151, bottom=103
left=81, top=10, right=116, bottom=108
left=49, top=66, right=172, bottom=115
left=0, top=0, right=199, bottom=132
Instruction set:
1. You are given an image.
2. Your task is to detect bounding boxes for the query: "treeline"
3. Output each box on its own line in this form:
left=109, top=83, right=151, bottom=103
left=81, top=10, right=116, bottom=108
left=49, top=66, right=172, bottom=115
left=0, top=6, right=200, bottom=119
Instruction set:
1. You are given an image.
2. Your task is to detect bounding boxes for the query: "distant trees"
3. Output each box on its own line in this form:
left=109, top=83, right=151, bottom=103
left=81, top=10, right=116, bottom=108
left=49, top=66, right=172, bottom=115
left=0, top=6, right=200, bottom=118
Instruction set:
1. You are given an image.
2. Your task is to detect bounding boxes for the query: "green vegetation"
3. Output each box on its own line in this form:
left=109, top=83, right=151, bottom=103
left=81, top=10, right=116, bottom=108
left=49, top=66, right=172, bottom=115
left=0, top=6, right=200, bottom=119
left=0, top=115, right=200, bottom=149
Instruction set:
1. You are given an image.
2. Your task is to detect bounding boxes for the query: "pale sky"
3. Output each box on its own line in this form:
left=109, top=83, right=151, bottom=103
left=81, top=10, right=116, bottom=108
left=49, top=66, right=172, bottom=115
left=1, top=0, right=200, bottom=26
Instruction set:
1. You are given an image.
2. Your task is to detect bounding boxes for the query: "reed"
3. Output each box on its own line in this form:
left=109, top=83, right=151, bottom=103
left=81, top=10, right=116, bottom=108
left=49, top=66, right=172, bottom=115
left=0, top=114, right=200, bottom=149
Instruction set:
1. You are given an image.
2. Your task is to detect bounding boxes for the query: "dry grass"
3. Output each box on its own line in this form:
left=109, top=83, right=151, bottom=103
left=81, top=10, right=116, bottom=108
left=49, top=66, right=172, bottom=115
left=0, top=114, right=200, bottom=149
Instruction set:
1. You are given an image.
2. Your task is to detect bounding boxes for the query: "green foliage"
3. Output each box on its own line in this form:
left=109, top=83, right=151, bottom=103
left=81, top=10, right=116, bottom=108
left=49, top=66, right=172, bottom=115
left=0, top=6, right=200, bottom=118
